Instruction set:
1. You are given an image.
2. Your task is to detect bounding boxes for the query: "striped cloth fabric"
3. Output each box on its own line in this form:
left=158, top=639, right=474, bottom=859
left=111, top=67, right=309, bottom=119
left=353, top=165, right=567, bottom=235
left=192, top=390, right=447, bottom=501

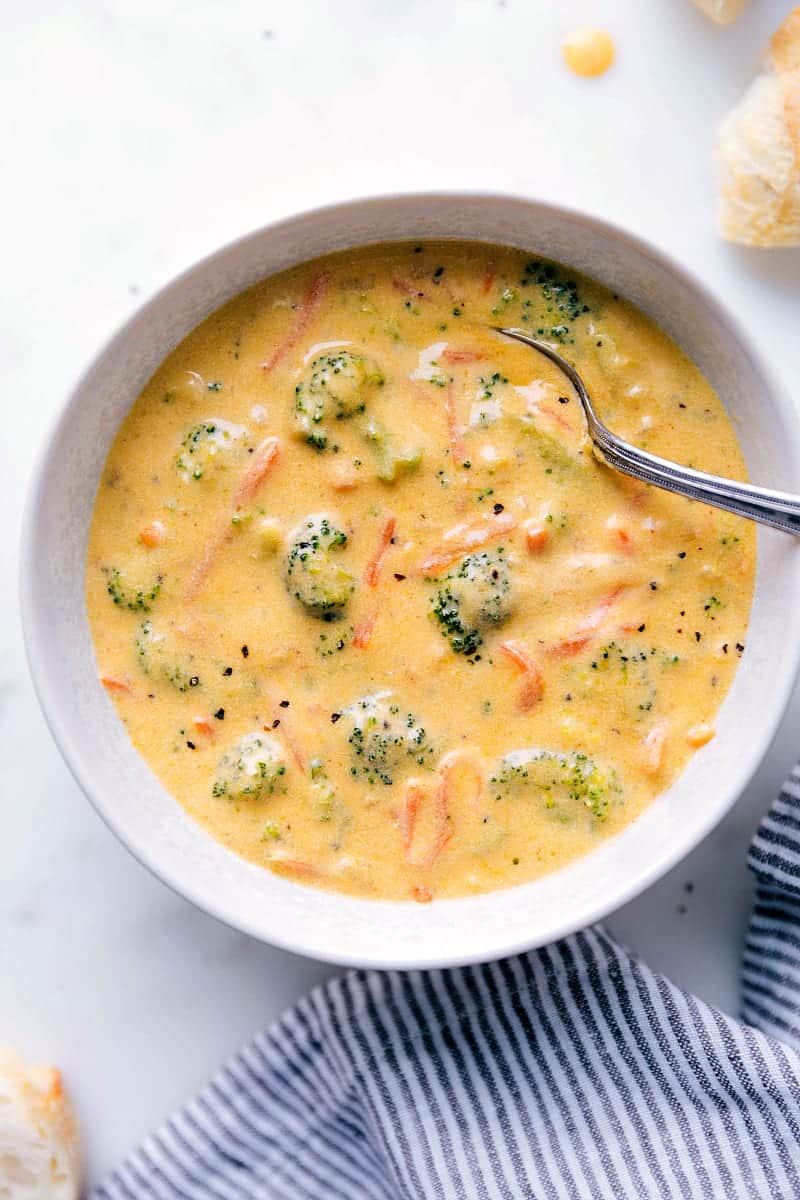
left=93, top=764, right=800, bottom=1200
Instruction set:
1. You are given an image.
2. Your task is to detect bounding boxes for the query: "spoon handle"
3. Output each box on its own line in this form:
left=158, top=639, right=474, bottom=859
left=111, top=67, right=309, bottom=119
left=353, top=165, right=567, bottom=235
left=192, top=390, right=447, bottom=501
left=592, top=426, right=800, bottom=536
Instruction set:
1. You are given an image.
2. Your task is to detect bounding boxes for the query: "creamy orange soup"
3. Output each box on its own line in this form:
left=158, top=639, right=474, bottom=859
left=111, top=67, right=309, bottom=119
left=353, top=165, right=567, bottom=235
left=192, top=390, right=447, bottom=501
left=86, top=242, right=754, bottom=902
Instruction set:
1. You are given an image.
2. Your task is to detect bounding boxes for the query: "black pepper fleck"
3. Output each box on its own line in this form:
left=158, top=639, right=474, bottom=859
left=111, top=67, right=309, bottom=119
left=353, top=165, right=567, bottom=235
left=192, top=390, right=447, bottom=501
left=331, top=712, right=341, bottom=723
left=493, top=503, right=505, bottom=514
left=189, top=676, right=199, bottom=687
left=394, top=573, right=407, bottom=581
left=186, top=740, right=196, bottom=750
left=279, top=699, right=290, bottom=708
left=214, top=708, right=225, bottom=720
left=241, top=645, right=249, bottom=657
left=223, top=666, right=233, bottom=676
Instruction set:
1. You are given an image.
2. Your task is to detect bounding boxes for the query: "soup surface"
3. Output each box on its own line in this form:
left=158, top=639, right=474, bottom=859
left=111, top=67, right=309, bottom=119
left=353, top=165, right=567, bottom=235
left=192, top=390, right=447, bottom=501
left=86, top=242, right=754, bottom=902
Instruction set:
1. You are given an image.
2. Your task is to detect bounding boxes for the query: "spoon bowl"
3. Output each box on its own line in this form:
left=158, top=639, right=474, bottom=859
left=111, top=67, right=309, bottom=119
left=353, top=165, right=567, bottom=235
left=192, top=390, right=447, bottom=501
left=496, top=326, right=800, bottom=537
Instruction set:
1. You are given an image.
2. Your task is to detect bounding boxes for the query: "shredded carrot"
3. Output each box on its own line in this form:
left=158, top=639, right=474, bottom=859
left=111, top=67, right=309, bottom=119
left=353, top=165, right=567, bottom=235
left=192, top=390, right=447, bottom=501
left=184, top=436, right=282, bottom=601
left=419, top=512, right=518, bottom=577
left=392, top=276, right=426, bottom=298
left=437, top=749, right=484, bottom=812
left=624, top=481, right=650, bottom=507
left=533, top=400, right=573, bottom=434
left=352, top=517, right=398, bottom=647
left=232, top=437, right=281, bottom=508
left=271, top=859, right=322, bottom=881
left=412, top=884, right=433, bottom=904
left=183, top=530, right=228, bottom=603
left=606, top=516, right=634, bottom=554
left=444, top=382, right=467, bottom=468
left=100, top=675, right=132, bottom=695
left=352, top=612, right=377, bottom=649
left=499, top=640, right=544, bottom=710
left=428, top=775, right=454, bottom=865
left=519, top=673, right=545, bottom=711
left=139, top=519, right=166, bottom=548
left=402, top=775, right=452, bottom=869
left=643, top=720, right=669, bottom=774
left=482, top=264, right=496, bottom=295
left=363, top=516, right=397, bottom=587
left=261, top=272, right=329, bottom=373
left=265, top=714, right=306, bottom=772
left=400, top=782, right=424, bottom=855
left=523, top=522, right=549, bottom=553
left=550, top=585, right=626, bottom=657
left=192, top=715, right=215, bottom=738
left=441, top=349, right=486, bottom=365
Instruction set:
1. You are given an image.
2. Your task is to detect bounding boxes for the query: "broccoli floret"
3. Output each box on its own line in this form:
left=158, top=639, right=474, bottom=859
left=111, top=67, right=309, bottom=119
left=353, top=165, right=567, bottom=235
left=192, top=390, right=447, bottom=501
left=212, top=732, right=287, bottom=801
left=363, top=417, right=422, bottom=482
left=489, top=748, right=620, bottom=822
left=430, top=549, right=514, bottom=658
left=175, top=419, right=246, bottom=481
left=343, top=692, right=434, bottom=785
left=135, top=619, right=200, bottom=691
left=294, top=350, right=384, bottom=450
left=306, top=759, right=352, bottom=844
left=103, top=566, right=161, bottom=613
left=518, top=260, right=591, bottom=345
left=309, top=778, right=337, bottom=822
left=285, top=514, right=355, bottom=620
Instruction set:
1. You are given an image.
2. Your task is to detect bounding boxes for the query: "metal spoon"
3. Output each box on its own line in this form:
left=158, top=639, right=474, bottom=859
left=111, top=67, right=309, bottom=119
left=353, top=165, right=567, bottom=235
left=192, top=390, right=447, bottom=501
left=496, top=326, right=800, bottom=537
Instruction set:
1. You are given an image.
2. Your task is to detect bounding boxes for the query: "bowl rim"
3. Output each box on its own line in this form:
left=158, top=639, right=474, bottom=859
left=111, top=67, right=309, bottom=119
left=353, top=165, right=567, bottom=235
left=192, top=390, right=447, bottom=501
left=20, top=189, right=800, bottom=969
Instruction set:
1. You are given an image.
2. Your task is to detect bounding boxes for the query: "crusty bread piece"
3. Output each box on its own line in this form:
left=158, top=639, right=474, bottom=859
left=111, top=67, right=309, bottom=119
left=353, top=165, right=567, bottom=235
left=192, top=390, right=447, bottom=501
left=691, top=0, right=750, bottom=24
left=0, top=1047, right=80, bottom=1200
left=717, top=7, right=800, bottom=246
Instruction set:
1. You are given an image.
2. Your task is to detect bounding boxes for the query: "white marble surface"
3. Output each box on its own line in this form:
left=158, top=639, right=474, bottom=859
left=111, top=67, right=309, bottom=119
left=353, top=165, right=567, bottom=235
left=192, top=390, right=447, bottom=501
left=2, top=0, right=800, bottom=1184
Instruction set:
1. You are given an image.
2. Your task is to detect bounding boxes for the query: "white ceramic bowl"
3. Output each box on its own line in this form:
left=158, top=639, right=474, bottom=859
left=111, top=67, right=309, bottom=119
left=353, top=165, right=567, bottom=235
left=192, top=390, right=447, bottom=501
left=21, top=193, right=800, bottom=969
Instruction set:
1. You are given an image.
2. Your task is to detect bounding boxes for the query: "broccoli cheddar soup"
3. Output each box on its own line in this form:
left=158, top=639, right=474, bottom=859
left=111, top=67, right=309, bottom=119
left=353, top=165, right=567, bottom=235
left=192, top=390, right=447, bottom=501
left=87, top=242, right=755, bottom=902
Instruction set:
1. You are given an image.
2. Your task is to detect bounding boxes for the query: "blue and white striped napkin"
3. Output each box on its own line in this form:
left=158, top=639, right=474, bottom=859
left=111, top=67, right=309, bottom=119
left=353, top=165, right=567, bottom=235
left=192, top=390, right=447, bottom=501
left=93, top=764, right=800, bottom=1200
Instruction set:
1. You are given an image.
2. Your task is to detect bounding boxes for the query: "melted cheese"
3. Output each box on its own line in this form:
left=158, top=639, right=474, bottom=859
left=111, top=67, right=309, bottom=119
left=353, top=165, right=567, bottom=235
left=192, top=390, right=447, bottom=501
left=563, top=28, right=616, bottom=77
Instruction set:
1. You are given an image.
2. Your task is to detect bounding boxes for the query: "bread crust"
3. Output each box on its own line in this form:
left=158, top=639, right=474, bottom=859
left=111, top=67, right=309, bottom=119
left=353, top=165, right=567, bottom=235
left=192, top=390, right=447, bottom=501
left=717, top=7, right=800, bottom=246
left=691, top=0, right=750, bottom=25
left=0, top=1046, right=81, bottom=1200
